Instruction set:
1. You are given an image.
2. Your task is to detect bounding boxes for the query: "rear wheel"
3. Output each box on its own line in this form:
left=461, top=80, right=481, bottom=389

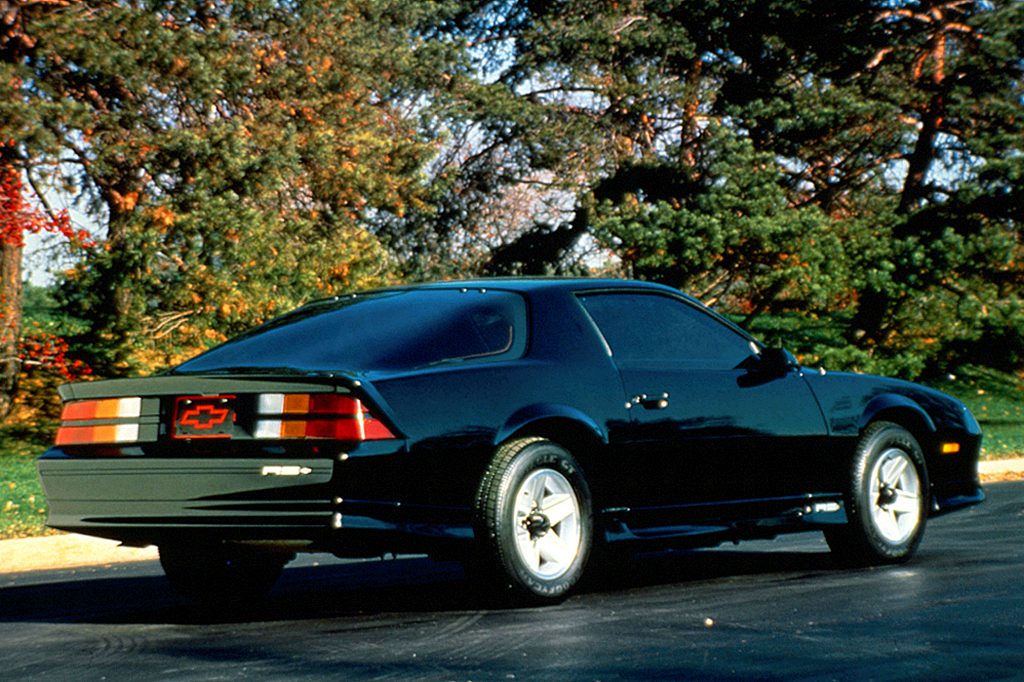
left=159, top=543, right=292, bottom=607
left=826, top=422, right=929, bottom=566
left=473, top=437, right=592, bottom=604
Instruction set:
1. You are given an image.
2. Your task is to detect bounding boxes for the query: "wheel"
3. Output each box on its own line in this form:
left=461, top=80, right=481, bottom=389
left=826, top=422, right=929, bottom=566
left=473, top=437, right=593, bottom=603
left=159, top=543, right=292, bottom=607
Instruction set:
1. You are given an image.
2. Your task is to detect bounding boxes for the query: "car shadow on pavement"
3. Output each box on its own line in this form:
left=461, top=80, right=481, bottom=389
left=0, top=544, right=839, bottom=626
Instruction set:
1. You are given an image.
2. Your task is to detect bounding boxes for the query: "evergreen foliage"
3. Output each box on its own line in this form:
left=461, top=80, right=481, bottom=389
left=7, top=0, right=461, bottom=374
left=423, top=0, right=1024, bottom=376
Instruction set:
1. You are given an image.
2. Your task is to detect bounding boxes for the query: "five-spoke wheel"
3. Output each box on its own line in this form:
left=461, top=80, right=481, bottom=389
left=867, top=446, right=923, bottom=545
left=512, top=468, right=583, bottom=580
left=826, top=421, right=929, bottom=565
left=474, top=437, right=592, bottom=603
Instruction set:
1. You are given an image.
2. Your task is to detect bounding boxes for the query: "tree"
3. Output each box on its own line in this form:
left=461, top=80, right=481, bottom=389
left=1, top=0, right=94, bottom=417
left=5, top=0, right=1020, bottom=394
left=714, top=0, right=1024, bottom=371
left=421, top=0, right=1024, bottom=376
left=0, top=147, right=93, bottom=416
left=11, top=0, right=461, bottom=374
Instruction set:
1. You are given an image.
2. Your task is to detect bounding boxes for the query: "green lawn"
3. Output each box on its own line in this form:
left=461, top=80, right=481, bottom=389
left=925, top=365, right=1024, bottom=460
left=2, top=365, right=1022, bottom=539
left=0, top=423, right=57, bottom=539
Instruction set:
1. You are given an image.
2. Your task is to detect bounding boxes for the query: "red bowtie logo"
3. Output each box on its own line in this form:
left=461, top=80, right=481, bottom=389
left=179, top=404, right=231, bottom=430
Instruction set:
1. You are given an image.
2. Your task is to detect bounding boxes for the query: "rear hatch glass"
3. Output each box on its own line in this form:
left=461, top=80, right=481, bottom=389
left=173, top=288, right=528, bottom=375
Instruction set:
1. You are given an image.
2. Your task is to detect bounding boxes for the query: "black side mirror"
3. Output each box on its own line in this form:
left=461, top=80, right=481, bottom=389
left=755, top=346, right=799, bottom=375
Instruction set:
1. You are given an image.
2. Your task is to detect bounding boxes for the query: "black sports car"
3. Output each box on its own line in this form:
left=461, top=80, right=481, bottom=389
left=38, top=278, right=984, bottom=604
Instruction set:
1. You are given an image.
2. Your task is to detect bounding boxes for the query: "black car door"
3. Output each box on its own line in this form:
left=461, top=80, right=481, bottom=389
left=578, top=291, right=830, bottom=523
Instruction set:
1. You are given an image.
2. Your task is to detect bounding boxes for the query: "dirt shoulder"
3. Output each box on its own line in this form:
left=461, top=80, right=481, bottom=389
left=978, top=457, right=1024, bottom=482
left=0, top=534, right=158, bottom=575
left=2, top=458, right=1021, bottom=575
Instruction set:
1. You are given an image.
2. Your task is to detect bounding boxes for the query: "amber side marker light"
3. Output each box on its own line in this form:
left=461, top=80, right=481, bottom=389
left=56, top=397, right=142, bottom=445
left=940, top=442, right=961, bottom=454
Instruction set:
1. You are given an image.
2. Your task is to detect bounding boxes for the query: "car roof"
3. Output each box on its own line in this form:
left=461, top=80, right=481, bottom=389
left=305, top=278, right=709, bottom=319
left=359, top=277, right=685, bottom=296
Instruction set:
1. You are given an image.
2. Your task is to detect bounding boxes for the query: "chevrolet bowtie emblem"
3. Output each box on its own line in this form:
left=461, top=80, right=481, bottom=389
left=179, top=404, right=231, bottom=430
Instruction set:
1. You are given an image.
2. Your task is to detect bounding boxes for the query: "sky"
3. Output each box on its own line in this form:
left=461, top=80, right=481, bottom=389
left=24, top=231, right=55, bottom=287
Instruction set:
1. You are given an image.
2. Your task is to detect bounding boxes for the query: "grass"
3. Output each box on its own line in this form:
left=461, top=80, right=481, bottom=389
left=1, top=365, right=1022, bottom=539
left=925, top=365, right=1024, bottom=460
left=0, top=422, right=58, bottom=540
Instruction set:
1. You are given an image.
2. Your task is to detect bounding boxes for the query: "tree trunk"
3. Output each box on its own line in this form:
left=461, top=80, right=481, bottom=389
left=897, top=94, right=942, bottom=218
left=0, top=240, right=23, bottom=419
left=847, top=94, right=943, bottom=346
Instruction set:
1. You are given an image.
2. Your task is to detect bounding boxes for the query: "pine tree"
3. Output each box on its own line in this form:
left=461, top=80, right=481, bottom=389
left=13, top=0, right=462, bottom=374
left=423, top=0, right=1023, bottom=375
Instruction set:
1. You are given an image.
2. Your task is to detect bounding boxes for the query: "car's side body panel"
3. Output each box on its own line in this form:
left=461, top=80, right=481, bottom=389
left=603, top=368, right=831, bottom=507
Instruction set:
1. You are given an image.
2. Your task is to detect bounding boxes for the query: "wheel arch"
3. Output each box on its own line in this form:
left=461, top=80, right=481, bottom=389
left=859, top=394, right=937, bottom=450
left=495, top=405, right=607, bottom=487
left=496, top=404, right=606, bottom=451
left=858, top=396, right=937, bottom=511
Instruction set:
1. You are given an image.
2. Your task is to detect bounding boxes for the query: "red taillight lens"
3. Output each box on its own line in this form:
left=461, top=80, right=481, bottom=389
left=56, top=397, right=143, bottom=445
left=254, top=393, right=395, bottom=441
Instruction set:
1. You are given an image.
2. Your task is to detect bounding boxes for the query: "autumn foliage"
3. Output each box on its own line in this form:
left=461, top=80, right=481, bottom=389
left=0, top=155, right=91, bottom=250
left=0, top=151, right=93, bottom=418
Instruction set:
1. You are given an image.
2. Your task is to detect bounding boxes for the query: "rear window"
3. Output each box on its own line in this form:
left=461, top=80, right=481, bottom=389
left=174, top=288, right=528, bottom=374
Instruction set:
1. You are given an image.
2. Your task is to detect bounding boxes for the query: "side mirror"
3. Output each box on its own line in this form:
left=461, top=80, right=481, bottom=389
left=754, top=346, right=799, bottom=375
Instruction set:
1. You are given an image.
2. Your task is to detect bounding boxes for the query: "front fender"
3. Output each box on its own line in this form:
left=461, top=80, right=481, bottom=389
left=859, top=393, right=937, bottom=435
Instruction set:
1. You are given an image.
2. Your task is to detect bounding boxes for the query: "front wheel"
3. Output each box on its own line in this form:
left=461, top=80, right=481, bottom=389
left=826, top=422, right=929, bottom=566
left=473, top=437, right=593, bottom=604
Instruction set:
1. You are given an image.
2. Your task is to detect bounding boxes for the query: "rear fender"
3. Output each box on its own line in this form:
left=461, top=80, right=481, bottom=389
left=496, top=404, right=607, bottom=449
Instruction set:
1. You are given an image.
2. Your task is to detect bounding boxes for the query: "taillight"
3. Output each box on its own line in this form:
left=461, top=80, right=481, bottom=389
left=55, top=392, right=395, bottom=446
left=56, top=397, right=143, bottom=445
left=253, top=393, right=395, bottom=441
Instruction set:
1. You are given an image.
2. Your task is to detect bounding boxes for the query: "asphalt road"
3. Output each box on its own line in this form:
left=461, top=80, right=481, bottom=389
left=1, top=481, right=1021, bottom=682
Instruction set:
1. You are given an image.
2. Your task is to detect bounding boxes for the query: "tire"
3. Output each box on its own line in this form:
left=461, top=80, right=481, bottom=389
left=825, top=422, right=929, bottom=566
left=159, top=543, right=292, bottom=607
left=473, top=437, right=593, bottom=604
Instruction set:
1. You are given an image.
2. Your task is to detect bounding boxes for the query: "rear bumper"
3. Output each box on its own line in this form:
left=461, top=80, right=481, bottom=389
left=36, top=454, right=474, bottom=556
left=38, top=455, right=336, bottom=546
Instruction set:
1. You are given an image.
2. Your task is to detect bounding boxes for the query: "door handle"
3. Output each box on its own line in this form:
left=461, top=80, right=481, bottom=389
left=632, top=392, right=670, bottom=410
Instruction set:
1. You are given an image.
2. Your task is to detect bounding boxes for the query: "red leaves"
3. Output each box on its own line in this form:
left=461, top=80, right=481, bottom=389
left=0, top=145, right=95, bottom=398
left=17, top=330, right=92, bottom=382
left=0, top=159, right=94, bottom=248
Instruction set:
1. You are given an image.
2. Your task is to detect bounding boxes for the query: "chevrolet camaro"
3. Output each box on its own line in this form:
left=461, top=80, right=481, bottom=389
left=37, top=278, right=984, bottom=604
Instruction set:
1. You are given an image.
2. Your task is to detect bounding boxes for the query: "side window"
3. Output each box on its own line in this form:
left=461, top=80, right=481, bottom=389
left=578, top=292, right=752, bottom=369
